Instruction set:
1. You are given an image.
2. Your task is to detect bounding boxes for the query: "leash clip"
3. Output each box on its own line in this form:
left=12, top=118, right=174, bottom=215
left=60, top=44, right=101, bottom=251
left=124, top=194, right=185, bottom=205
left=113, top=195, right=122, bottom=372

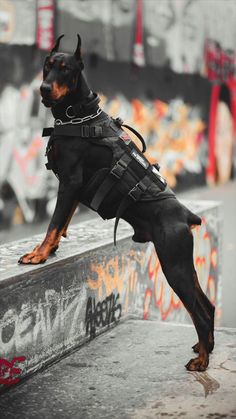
left=114, top=117, right=124, bottom=127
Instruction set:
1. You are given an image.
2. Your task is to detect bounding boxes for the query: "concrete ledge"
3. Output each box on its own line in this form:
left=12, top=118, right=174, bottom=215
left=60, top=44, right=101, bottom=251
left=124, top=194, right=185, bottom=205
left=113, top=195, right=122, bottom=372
left=0, top=200, right=222, bottom=389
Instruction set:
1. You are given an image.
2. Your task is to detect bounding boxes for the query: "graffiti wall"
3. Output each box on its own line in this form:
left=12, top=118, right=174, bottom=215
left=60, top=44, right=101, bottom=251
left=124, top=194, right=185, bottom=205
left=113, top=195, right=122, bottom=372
left=0, top=45, right=57, bottom=229
left=0, top=201, right=222, bottom=388
left=101, top=94, right=206, bottom=189
left=0, top=0, right=235, bottom=227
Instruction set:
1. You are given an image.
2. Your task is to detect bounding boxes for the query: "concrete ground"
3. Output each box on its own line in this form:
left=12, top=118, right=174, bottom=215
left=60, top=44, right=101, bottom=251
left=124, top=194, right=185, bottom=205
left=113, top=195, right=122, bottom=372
left=0, top=320, right=236, bottom=419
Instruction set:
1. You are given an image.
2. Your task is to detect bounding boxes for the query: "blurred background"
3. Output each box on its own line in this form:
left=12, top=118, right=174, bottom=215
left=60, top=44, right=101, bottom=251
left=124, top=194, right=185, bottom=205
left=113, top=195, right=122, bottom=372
left=0, top=0, right=235, bottom=325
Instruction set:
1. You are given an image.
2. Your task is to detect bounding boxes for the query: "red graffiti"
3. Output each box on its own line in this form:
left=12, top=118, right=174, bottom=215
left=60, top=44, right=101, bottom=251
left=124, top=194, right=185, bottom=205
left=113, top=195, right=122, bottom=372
left=205, top=39, right=236, bottom=84
left=0, top=356, right=26, bottom=386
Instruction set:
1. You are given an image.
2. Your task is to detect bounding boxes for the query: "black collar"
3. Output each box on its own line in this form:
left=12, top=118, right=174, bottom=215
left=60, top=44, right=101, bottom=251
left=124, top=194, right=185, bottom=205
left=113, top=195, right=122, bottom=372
left=51, top=92, right=101, bottom=123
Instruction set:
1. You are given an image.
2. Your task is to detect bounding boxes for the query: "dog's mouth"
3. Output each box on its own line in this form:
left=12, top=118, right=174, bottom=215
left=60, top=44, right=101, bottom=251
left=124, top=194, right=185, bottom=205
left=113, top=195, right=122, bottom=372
left=41, top=94, right=68, bottom=108
left=41, top=96, right=55, bottom=107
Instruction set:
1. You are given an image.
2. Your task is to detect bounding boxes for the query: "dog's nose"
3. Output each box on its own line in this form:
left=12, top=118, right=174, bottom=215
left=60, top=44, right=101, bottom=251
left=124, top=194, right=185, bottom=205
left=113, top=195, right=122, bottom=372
left=40, top=82, right=52, bottom=95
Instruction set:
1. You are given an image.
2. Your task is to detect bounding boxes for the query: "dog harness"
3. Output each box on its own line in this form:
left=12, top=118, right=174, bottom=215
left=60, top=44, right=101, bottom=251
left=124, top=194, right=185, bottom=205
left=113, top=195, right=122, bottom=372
left=43, top=112, right=175, bottom=244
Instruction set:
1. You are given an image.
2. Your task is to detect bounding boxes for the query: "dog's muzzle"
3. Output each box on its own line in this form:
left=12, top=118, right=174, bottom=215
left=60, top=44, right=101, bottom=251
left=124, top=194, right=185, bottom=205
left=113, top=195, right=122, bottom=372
left=40, top=82, right=56, bottom=107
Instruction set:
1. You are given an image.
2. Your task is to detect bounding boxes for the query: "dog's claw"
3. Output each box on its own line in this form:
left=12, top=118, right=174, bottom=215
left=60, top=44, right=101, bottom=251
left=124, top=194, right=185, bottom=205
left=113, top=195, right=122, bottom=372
left=192, top=342, right=200, bottom=353
left=18, top=251, right=47, bottom=265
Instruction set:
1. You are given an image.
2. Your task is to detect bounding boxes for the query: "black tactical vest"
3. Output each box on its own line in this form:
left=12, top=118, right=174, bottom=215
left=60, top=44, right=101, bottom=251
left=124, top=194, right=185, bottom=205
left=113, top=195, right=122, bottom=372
left=43, top=112, right=176, bottom=241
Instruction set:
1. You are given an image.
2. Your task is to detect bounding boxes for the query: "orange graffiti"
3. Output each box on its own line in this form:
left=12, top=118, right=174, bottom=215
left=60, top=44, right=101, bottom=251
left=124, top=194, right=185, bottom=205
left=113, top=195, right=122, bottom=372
left=101, top=94, right=206, bottom=188
left=87, top=255, right=124, bottom=299
left=143, top=289, right=152, bottom=320
left=145, top=247, right=182, bottom=321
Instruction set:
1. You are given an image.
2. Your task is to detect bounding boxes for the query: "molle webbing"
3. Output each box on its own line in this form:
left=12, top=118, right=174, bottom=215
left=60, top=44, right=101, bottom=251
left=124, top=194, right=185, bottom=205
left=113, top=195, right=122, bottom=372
left=90, top=153, right=132, bottom=211
left=88, top=138, right=166, bottom=245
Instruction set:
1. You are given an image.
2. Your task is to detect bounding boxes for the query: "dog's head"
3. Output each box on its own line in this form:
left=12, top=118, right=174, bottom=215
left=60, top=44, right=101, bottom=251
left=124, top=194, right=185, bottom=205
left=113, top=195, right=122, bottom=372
left=40, top=34, right=84, bottom=108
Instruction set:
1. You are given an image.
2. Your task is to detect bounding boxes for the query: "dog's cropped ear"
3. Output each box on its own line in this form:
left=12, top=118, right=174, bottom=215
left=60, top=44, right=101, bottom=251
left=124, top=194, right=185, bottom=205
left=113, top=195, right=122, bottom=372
left=50, top=34, right=64, bottom=55
left=74, top=34, right=82, bottom=61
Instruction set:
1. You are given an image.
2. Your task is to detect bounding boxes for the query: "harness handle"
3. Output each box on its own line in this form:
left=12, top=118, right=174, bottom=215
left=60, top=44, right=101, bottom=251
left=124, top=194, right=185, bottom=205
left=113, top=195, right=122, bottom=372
left=114, top=118, right=147, bottom=153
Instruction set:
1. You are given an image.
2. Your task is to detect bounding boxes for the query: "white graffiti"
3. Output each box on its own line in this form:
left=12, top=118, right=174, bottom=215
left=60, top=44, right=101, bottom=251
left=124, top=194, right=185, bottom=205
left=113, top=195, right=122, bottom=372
left=0, top=284, right=87, bottom=356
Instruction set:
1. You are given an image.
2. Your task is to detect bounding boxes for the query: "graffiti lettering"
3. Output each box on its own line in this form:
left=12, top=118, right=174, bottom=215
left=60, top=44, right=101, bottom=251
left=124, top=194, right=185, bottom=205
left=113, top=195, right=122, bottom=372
left=0, top=285, right=87, bottom=355
left=85, top=293, right=122, bottom=339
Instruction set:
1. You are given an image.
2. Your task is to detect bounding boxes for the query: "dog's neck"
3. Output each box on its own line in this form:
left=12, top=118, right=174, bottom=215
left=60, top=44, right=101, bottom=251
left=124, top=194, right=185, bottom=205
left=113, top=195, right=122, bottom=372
left=51, top=73, right=99, bottom=120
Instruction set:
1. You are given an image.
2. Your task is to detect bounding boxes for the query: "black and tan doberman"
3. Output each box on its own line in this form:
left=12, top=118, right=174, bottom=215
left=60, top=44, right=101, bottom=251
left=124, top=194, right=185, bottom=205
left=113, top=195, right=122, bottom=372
left=19, top=35, right=215, bottom=371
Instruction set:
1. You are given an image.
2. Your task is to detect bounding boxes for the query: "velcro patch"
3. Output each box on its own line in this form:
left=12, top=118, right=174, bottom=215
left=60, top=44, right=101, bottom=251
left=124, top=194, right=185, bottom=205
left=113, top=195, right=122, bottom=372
left=120, top=132, right=131, bottom=144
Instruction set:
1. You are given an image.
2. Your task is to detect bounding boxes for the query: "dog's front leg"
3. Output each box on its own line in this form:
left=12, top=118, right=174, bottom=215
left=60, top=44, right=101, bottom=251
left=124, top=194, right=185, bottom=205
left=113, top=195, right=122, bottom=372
left=18, top=184, right=78, bottom=264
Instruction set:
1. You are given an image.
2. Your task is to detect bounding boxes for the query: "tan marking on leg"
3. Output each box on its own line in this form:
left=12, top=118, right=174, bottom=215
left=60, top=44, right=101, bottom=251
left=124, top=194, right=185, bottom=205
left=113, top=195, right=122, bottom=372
left=19, top=228, right=64, bottom=264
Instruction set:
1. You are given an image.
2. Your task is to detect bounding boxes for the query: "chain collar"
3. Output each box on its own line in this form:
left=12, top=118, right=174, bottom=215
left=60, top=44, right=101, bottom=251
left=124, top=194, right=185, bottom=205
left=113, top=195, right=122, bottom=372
left=55, top=108, right=103, bottom=126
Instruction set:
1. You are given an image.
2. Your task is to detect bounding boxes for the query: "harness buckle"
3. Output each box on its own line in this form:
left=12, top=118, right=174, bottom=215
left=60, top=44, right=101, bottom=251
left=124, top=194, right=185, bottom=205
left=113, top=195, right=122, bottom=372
left=110, top=159, right=128, bottom=179
left=128, top=181, right=147, bottom=201
left=90, top=126, right=103, bottom=137
left=81, top=125, right=90, bottom=137
left=95, top=126, right=103, bottom=137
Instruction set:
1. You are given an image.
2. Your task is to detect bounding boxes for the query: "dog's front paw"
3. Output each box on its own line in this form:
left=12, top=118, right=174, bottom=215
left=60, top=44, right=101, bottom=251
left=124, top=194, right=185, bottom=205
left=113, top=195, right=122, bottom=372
left=185, top=356, right=209, bottom=372
left=18, top=246, right=48, bottom=265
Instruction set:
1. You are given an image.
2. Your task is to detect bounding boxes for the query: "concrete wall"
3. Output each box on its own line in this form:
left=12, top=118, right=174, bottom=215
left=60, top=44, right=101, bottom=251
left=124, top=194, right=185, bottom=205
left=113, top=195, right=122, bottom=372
left=0, top=200, right=222, bottom=388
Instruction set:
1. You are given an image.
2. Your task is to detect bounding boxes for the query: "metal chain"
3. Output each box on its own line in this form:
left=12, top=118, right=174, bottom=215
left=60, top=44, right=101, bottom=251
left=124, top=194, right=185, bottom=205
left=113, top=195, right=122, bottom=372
left=55, top=108, right=102, bottom=126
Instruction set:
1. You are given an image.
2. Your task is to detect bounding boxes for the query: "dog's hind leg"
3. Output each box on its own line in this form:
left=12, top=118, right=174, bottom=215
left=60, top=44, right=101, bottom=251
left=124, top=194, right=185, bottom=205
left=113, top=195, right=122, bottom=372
left=152, top=221, right=215, bottom=371
left=191, top=274, right=215, bottom=354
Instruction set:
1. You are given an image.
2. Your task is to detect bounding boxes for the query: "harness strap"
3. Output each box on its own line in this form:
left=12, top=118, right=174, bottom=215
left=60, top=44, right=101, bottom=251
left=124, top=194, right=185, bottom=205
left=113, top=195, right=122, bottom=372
left=42, top=124, right=116, bottom=138
left=113, top=174, right=151, bottom=246
left=42, top=118, right=147, bottom=155
left=90, top=153, right=132, bottom=211
left=43, top=127, right=54, bottom=137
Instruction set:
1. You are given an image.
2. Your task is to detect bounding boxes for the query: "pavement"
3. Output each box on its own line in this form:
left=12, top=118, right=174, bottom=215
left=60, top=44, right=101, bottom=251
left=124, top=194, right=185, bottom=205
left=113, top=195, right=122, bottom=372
left=0, top=320, right=235, bottom=419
